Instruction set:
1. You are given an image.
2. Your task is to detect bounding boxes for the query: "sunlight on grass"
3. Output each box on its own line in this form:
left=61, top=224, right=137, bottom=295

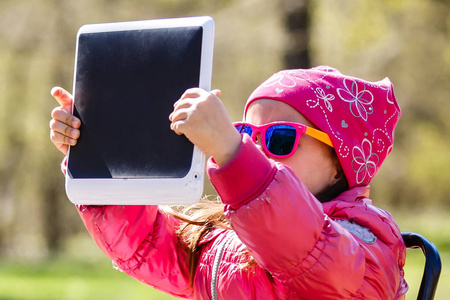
left=404, top=250, right=449, bottom=300
left=1, top=251, right=447, bottom=299
left=395, top=208, right=449, bottom=300
left=0, top=259, right=177, bottom=300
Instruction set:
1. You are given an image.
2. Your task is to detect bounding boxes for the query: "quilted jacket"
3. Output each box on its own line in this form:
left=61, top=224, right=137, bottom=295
left=75, top=135, right=408, bottom=299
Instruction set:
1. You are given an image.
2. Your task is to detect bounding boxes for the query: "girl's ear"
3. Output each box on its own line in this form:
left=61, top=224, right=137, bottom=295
left=331, top=148, right=344, bottom=180
left=315, top=148, right=349, bottom=203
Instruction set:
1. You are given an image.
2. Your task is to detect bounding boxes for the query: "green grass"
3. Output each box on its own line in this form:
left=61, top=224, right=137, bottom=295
left=0, top=252, right=447, bottom=300
left=0, top=208, right=447, bottom=299
left=0, top=259, right=178, bottom=300
left=404, top=249, right=449, bottom=299
left=1, top=251, right=447, bottom=300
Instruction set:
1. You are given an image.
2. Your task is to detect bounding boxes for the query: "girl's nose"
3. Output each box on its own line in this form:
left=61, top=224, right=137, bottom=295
left=253, top=133, right=265, bottom=153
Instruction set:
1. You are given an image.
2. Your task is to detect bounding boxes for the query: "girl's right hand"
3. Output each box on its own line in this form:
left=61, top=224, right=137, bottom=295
left=49, top=87, right=81, bottom=155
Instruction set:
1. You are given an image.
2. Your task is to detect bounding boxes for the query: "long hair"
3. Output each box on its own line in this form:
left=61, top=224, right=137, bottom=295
left=164, top=147, right=348, bottom=286
left=163, top=196, right=230, bottom=286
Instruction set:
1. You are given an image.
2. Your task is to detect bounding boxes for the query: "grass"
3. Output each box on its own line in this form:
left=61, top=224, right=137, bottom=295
left=2, top=254, right=447, bottom=300
left=1, top=251, right=447, bottom=300
left=0, top=258, right=178, bottom=300
left=403, top=249, right=449, bottom=299
left=0, top=208, right=447, bottom=299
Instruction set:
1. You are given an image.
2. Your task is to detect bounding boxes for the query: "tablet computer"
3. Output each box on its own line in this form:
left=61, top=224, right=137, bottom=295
left=66, top=16, right=214, bottom=205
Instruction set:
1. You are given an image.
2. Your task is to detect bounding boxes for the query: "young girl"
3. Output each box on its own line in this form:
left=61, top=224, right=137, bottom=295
left=50, top=66, right=408, bottom=299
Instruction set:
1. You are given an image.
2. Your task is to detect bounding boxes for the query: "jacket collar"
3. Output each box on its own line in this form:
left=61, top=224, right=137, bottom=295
left=322, top=185, right=371, bottom=217
left=322, top=185, right=404, bottom=247
left=332, top=185, right=371, bottom=203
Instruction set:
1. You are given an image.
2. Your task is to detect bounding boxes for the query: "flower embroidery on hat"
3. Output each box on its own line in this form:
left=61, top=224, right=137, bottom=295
left=263, top=70, right=310, bottom=88
left=315, top=87, right=335, bottom=112
left=376, top=80, right=396, bottom=105
left=337, top=79, right=374, bottom=121
left=351, top=138, right=380, bottom=185
left=306, top=87, right=335, bottom=112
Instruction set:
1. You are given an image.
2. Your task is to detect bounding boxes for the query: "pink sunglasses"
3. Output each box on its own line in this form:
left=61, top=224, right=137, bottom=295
left=234, top=121, right=334, bottom=158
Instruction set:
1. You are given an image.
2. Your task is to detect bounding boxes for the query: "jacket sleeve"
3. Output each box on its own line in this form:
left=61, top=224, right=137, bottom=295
left=77, top=205, right=193, bottom=299
left=207, top=134, right=402, bottom=299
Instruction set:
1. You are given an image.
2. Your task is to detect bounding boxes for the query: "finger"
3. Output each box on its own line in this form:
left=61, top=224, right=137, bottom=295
left=51, top=107, right=81, bottom=128
left=50, top=130, right=78, bottom=147
left=178, top=88, right=206, bottom=103
left=211, top=89, right=222, bottom=97
left=173, top=99, right=193, bottom=112
left=170, top=109, right=189, bottom=124
left=55, top=143, right=69, bottom=156
left=170, top=120, right=186, bottom=135
left=181, top=88, right=202, bottom=98
left=169, top=105, right=191, bottom=121
left=51, top=87, right=73, bottom=113
left=49, top=119, right=80, bottom=139
left=175, top=89, right=219, bottom=107
left=170, top=107, right=190, bottom=135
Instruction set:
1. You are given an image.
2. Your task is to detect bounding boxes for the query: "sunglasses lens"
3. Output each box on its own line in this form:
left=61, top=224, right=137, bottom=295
left=265, top=125, right=296, bottom=156
left=235, top=124, right=253, bottom=136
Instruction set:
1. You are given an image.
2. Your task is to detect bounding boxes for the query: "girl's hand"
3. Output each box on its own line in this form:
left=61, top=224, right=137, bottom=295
left=49, top=87, right=81, bottom=155
left=169, top=88, right=241, bottom=167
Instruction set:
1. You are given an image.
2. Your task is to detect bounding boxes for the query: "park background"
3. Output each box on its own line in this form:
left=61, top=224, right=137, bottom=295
left=0, top=0, right=448, bottom=299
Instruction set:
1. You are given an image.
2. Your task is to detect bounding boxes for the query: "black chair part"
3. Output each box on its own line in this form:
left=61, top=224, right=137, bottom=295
left=402, top=232, right=442, bottom=300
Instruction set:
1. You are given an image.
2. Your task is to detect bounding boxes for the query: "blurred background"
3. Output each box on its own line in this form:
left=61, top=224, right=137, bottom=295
left=0, top=0, right=448, bottom=299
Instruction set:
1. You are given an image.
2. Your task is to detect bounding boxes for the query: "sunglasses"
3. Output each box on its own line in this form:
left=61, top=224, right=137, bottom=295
left=234, top=121, right=334, bottom=158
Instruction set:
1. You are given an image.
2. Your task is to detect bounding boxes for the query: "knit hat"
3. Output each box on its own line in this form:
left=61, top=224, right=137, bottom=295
left=244, top=66, right=401, bottom=188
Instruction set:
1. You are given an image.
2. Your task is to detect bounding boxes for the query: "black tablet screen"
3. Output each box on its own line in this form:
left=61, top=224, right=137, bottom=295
left=69, top=26, right=203, bottom=178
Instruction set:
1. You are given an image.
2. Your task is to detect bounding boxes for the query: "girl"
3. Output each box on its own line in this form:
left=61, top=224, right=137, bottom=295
left=50, top=66, right=408, bottom=299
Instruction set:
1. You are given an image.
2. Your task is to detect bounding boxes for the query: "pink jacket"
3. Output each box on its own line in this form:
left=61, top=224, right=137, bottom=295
left=76, top=135, right=408, bottom=299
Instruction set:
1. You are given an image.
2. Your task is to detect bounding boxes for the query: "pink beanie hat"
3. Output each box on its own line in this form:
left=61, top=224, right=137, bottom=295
left=244, top=66, right=401, bottom=188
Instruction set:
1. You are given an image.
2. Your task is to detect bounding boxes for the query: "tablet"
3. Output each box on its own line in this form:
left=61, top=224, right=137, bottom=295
left=66, top=16, right=214, bottom=205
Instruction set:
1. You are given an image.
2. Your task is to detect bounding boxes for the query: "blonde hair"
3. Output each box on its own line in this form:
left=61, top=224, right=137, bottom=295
left=162, top=196, right=231, bottom=285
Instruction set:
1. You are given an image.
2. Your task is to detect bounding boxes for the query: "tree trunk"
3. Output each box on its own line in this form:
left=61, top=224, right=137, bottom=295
left=280, top=0, right=312, bottom=69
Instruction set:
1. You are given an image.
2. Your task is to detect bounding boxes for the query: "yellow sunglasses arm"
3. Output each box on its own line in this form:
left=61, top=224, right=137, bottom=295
left=305, top=127, right=334, bottom=148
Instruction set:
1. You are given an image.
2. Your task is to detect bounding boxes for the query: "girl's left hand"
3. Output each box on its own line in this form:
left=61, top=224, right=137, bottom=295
left=169, top=88, right=241, bottom=166
left=49, top=87, right=81, bottom=155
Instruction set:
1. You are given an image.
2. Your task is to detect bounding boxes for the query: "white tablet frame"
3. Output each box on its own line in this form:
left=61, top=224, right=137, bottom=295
left=66, top=16, right=214, bottom=205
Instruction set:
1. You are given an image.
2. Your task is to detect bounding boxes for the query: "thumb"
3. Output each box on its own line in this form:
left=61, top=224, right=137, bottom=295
left=211, top=89, right=222, bottom=97
left=51, top=87, right=73, bottom=113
